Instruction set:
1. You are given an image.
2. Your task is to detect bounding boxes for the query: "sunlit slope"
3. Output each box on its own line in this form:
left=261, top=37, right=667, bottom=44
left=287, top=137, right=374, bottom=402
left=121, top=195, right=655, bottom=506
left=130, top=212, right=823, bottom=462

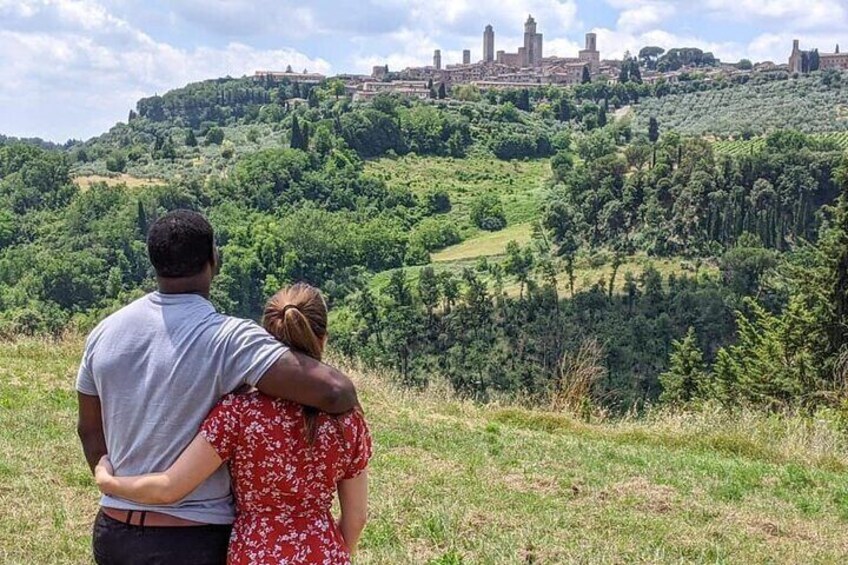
left=1, top=338, right=847, bottom=564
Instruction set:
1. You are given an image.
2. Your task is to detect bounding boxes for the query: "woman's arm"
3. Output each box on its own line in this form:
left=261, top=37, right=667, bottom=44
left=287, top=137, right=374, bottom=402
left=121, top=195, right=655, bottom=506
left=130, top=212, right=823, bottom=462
left=95, top=435, right=223, bottom=505
left=337, top=470, right=369, bottom=554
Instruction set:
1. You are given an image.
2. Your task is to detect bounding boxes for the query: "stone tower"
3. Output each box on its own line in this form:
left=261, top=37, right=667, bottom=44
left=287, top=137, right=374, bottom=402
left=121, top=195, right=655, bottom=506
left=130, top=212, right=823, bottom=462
left=523, top=15, right=543, bottom=67
left=484, top=25, right=495, bottom=63
left=463, top=49, right=471, bottom=65
left=579, top=32, right=600, bottom=74
left=789, top=39, right=802, bottom=73
left=433, top=49, right=442, bottom=70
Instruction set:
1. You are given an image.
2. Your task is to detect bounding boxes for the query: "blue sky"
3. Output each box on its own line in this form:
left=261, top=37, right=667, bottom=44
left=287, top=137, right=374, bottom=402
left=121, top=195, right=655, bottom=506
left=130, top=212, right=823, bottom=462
left=1, top=0, right=846, bottom=142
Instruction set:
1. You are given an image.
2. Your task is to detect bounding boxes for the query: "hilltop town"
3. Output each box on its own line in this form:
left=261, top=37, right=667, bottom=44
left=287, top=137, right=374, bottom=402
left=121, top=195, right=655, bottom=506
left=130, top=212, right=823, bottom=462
left=254, top=15, right=846, bottom=102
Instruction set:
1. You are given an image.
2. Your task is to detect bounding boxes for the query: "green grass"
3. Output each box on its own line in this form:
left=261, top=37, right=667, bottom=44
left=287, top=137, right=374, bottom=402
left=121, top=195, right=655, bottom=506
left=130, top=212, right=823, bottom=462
left=432, top=223, right=533, bottom=263
left=365, top=155, right=550, bottom=234
left=2, top=337, right=848, bottom=563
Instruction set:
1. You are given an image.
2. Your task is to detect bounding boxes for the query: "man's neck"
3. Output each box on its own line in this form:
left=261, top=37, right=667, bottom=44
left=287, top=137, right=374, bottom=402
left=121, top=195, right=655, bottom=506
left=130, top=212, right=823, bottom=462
left=157, top=276, right=211, bottom=299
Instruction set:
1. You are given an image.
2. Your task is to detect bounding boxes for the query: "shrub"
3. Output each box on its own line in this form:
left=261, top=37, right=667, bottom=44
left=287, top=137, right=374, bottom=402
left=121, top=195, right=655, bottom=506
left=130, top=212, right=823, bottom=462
left=471, top=193, right=507, bottom=231
left=205, top=127, right=225, bottom=145
left=105, top=151, right=127, bottom=173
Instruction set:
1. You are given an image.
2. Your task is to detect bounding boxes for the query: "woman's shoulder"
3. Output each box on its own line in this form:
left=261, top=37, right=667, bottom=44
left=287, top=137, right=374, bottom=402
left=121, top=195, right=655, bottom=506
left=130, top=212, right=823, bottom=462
left=338, top=408, right=371, bottom=440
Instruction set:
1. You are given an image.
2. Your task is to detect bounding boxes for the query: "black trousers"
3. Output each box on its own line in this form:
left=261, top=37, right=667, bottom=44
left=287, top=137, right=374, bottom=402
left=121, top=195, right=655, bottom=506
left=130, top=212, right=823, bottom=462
left=92, top=510, right=232, bottom=565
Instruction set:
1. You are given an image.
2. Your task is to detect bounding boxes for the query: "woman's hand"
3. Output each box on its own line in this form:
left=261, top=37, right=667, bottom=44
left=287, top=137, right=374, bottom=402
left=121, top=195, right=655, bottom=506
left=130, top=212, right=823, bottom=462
left=94, top=455, right=117, bottom=495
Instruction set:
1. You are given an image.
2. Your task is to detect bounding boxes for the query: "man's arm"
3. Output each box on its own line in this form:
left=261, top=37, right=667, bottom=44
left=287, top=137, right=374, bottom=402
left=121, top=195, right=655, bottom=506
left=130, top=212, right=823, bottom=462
left=255, top=351, right=357, bottom=414
left=77, top=392, right=107, bottom=474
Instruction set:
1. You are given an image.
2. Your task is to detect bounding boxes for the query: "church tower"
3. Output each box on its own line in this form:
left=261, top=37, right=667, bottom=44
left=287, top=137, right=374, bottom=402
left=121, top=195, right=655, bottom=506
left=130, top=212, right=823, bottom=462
left=579, top=33, right=600, bottom=74
left=433, top=49, right=442, bottom=70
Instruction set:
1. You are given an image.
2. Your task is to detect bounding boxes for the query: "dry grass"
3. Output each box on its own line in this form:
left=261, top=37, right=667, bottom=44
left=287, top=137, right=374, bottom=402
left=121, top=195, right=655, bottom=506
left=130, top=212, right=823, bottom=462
left=73, top=174, right=163, bottom=191
left=432, top=223, right=533, bottom=263
left=1, top=337, right=848, bottom=564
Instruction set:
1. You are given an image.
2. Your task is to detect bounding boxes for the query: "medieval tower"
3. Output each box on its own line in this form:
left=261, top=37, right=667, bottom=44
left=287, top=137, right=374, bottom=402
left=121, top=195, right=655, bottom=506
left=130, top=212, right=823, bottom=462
left=523, top=15, right=543, bottom=67
left=483, top=25, right=495, bottom=63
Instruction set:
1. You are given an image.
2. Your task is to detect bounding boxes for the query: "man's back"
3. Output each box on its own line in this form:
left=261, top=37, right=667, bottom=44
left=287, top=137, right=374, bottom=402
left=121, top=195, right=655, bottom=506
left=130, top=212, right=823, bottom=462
left=77, top=291, right=286, bottom=523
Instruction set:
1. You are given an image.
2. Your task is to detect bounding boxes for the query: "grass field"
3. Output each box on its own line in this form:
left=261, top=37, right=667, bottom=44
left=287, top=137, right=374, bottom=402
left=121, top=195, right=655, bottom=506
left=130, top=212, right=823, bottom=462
left=2, top=337, right=848, bottom=563
left=73, top=174, right=163, bottom=191
left=365, top=155, right=550, bottom=236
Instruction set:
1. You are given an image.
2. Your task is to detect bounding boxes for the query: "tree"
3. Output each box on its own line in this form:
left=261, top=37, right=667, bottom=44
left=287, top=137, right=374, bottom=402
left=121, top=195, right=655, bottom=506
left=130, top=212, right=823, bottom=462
left=418, top=266, right=440, bottom=321
left=582, top=65, right=592, bottom=84
left=648, top=117, right=660, bottom=144
left=307, top=89, right=319, bottom=109
left=205, top=127, right=224, bottom=145
left=105, top=151, right=127, bottom=173
left=544, top=199, right=581, bottom=296
left=648, top=117, right=660, bottom=167
left=185, top=129, right=197, bottom=147
left=290, top=115, right=305, bottom=150
left=504, top=241, right=534, bottom=299
left=597, top=106, right=608, bottom=128
left=470, top=193, right=506, bottom=231
left=136, top=200, right=148, bottom=236
left=438, top=83, right=447, bottom=100
left=517, top=89, right=531, bottom=112
left=639, top=46, right=665, bottom=70
left=659, top=327, right=708, bottom=404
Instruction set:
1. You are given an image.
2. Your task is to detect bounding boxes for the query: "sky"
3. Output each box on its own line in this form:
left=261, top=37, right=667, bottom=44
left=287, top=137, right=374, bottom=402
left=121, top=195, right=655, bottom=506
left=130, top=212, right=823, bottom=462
left=0, top=0, right=846, bottom=142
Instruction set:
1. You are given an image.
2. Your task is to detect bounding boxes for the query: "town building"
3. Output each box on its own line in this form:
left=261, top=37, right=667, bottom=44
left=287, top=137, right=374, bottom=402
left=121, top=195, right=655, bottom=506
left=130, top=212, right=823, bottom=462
left=790, top=40, right=848, bottom=72
left=253, top=68, right=326, bottom=84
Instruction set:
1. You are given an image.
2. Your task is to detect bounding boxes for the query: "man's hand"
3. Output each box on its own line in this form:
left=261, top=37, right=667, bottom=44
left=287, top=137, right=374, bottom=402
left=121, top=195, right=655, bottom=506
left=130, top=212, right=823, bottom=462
left=256, top=351, right=357, bottom=414
left=77, top=393, right=107, bottom=474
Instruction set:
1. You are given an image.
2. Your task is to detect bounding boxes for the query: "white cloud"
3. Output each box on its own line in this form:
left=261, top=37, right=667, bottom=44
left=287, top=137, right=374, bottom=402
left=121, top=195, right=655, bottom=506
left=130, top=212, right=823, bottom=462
left=0, top=0, right=329, bottom=141
left=703, top=0, right=848, bottom=30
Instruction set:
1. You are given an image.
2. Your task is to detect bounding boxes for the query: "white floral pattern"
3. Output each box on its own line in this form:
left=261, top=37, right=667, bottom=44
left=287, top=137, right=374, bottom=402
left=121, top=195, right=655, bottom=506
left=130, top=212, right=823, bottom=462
left=200, top=393, right=372, bottom=565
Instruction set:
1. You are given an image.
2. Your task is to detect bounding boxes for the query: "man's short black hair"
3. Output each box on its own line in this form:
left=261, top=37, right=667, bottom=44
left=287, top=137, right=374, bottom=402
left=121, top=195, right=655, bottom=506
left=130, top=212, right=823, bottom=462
left=147, top=210, right=215, bottom=278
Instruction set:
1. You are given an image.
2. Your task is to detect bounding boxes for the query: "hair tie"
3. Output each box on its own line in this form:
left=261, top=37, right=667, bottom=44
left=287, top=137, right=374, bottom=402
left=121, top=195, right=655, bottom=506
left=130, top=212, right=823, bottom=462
left=280, top=304, right=299, bottom=317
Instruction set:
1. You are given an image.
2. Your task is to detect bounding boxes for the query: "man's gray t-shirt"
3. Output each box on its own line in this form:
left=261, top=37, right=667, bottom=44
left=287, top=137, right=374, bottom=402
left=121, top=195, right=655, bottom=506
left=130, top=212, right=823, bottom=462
left=76, top=292, right=288, bottom=524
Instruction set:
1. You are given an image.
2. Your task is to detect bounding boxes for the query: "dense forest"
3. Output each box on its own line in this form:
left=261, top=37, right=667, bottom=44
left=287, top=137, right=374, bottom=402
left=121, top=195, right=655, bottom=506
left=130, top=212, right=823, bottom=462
left=2, top=68, right=848, bottom=413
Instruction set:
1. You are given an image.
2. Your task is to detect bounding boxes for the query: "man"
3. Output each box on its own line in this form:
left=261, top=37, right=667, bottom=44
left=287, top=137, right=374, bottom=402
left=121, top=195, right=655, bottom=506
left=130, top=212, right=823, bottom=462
left=76, top=210, right=358, bottom=564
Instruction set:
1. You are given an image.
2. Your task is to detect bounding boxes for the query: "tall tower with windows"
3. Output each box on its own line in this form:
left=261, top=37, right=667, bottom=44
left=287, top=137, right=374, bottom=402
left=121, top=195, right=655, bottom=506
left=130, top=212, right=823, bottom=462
left=483, top=25, right=495, bottom=63
left=579, top=32, right=600, bottom=74
left=433, top=49, right=442, bottom=70
left=522, top=15, right=543, bottom=67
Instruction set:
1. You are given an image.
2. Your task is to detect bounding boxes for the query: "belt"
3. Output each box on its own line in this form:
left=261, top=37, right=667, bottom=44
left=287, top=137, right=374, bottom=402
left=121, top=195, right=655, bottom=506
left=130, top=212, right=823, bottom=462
left=102, top=507, right=209, bottom=528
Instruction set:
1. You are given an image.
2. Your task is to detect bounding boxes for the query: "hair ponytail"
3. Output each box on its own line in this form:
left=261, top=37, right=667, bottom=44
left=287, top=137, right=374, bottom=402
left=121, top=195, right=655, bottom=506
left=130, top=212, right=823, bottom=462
left=263, top=283, right=331, bottom=445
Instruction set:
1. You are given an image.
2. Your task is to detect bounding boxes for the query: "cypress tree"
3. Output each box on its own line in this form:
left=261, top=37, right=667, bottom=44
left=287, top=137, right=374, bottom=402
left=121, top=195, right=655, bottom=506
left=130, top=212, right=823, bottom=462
left=582, top=65, right=592, bottom=84
left=290, top=115, right=304, bottom=150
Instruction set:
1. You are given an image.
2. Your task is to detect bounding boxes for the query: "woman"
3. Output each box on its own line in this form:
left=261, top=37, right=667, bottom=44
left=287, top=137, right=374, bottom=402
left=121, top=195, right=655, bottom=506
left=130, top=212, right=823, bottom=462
left=95, top=283, right=372, bottom=564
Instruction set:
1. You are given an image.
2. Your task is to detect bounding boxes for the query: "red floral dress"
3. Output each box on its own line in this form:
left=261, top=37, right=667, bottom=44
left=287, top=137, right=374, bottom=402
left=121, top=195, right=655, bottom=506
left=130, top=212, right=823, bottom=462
left=200, top=392, right=372, bottom=565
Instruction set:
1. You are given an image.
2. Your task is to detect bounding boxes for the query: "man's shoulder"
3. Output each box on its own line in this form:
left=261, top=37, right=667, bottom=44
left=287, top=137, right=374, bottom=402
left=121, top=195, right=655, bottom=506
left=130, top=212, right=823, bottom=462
left=213, top=315, right=268, bottom=341
left=85, top=294, right=153, bottom=343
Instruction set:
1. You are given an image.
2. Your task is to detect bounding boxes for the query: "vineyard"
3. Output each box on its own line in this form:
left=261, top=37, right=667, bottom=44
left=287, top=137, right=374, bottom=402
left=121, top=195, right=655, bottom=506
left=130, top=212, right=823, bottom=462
left=714, top=131, right=848, bottom=156
left=633, top=72, right=848, bottom=137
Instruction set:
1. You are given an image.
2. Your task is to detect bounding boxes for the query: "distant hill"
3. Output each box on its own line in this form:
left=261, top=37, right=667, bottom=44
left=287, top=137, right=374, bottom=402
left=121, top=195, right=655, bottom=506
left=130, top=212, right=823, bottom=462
left=632, top=71, right=848, bottom=137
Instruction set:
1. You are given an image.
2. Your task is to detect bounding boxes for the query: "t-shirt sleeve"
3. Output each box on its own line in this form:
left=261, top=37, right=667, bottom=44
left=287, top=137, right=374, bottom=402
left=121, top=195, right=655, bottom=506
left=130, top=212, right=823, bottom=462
left=75, top=338, right=98, bottom=396
left=220, top=319, right=289, bottom=392
left=342, top=410, right=373, bottom=480
left=199, top=395, right=243, bottom=462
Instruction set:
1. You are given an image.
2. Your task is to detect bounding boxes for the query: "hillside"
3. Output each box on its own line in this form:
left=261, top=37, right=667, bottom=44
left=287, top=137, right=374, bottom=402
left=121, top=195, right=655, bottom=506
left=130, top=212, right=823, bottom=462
left=632, top=72, right=848, bottom=137
left=1, top=337, right=846, bottom=564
